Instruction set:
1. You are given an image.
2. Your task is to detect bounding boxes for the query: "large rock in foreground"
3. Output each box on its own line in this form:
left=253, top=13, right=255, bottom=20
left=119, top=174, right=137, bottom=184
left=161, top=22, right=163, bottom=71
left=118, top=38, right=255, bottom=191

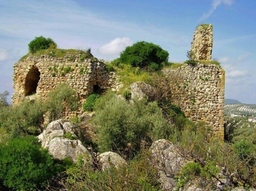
left=48, top=137, right=92, bottom=164
left=97, top=151, right=127, bottom=171
left=38, top=119, right=77, bottom=148
left=150, top=139, right=189, bottom=191
left=38, top=119, right=92, bottom=164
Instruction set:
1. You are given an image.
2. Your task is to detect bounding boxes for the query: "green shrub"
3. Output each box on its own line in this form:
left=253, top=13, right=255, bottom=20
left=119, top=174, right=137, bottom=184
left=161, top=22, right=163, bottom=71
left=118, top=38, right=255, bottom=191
left=234, top=139, right=254, bottom=161
left=65, top=150, right=160, bottom=191
left=171, top=118, right=256, bottom=188
left=64, top=132, right=76, bottom=140
left=119, top=41, right=169, bottom=71
left=0, top=91, right=9, bottom=108
left=114, top=64, right=152, bottom=89
left=0, top=136, right=57, bottom=190
left=177, top=161, right=219, bottom=189
left=106, top=63, right=115, bottom=72
left=122, top=89, right=131, bottom=100
left=185, top=59, right=197, bottom=66
left=0, top=99, right=44, bottom=139
left=28, top=36, right=57, bottom=53
left=83, top=93, right=100, bottom=111
left=177, top=162, right=201, bottom=188
left=46, top=83, right=78, bottom=121
left=92, top=92, right=171, bottom=157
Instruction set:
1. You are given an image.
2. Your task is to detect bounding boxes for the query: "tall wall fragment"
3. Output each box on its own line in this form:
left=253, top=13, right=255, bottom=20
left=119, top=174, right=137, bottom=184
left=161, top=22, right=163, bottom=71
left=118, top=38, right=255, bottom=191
left=190, top=24, right=213, bottom=61
left=163, top=63, right=225, bottom=138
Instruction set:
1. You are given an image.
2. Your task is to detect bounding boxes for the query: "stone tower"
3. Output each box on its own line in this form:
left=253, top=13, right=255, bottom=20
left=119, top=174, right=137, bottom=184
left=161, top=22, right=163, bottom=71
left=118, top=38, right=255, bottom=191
left=190, top=24, right=213, bottom=61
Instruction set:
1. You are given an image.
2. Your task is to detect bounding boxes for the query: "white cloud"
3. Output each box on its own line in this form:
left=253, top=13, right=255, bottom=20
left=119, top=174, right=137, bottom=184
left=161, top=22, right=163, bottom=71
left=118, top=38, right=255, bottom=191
left=99, top=37, right=133, bottom=55
left=218, top=57, right=229, bottom=63
left=0, top=49, right=9, bottom=61
left=228, top=70, right=248, bottom=77
left=199, top=0, right=234, bottom=21
left=223, top=64, right=250, bottom=78
left=238, top=52, right=251, bottom=62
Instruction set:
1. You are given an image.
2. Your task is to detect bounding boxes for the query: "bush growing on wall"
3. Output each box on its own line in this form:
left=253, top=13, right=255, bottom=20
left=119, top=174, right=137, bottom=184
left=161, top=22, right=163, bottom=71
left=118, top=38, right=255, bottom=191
left=28, top=36, right=57, bottom=53
left=119, top=41, right=169, bottom=71
left=46, top=83, right=78, bottom=121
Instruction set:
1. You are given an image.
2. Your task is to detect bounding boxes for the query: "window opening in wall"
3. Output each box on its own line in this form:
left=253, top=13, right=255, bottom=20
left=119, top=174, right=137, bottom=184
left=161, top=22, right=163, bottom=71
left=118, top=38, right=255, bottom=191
left=24, top=66, right=40, bottom=96
left=93, top=84, right=103, bottom=94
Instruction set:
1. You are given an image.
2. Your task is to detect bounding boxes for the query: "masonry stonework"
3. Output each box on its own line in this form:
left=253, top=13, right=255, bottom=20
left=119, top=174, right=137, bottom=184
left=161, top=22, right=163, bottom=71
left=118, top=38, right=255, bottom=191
left=12, top=54, right=120, bottom=109
left=191, top=24, right=213, bottom=61
left=12, top=24, right=225, bottom=138
left=164, top=63, right=225, bottom=138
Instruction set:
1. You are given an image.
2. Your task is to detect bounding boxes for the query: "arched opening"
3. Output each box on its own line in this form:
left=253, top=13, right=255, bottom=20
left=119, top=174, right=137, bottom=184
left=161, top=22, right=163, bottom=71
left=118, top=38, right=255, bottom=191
left=93, top=84, right=103, bottom=94
left=24, top=66, right=40, bottom=96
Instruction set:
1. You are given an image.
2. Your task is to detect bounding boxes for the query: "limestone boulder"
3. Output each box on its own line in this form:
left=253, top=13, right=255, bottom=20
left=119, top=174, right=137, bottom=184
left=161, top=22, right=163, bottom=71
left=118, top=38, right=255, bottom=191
left=150, top=139, right=189, bottom=191
left=48, top=137, right=92, bottom=164
left=38, top=119, right=77, bottom=148
left=97, top=151, right=127, bottom=171
left=38, top=119, right=92, bottom=164
left=129, top=81, right=155, bottom=100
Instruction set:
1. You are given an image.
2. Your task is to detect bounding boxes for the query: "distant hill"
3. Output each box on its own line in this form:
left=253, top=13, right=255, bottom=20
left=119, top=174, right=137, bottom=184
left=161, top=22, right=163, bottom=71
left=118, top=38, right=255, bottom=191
left=224, top=103, right=256, bottom=116
left=225, top=99, right=242, bottom=104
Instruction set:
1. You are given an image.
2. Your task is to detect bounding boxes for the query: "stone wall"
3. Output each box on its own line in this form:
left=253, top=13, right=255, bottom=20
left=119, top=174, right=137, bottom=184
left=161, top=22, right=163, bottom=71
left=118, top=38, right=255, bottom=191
left=12, top=54, right=120, bottom=110
left=190, top=24, right=213, bottom=61
left=163, top=63, right=225, bottom=138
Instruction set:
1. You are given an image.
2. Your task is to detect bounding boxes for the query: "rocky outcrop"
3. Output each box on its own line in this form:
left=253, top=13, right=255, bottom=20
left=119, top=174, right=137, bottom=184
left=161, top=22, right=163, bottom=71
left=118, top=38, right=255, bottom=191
left=38, top=119, right=77, bottom=148
left=48, top=137, right=92, bottom=164
left=38, top=119, right=92, bottom=164
left=150, top=139, right=189, bottom=191
left=97, top=151, right=127, bottom=171
left=129, top=81, right=155, bottom=100
left=190, top=24, right=213, bottom=61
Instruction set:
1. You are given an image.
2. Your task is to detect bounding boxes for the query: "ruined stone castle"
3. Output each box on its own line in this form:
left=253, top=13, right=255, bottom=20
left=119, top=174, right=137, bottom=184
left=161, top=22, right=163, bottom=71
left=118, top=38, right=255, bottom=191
left=12, top=52, right=120, bottom=105
left=12, top=24, right=225, bottom=138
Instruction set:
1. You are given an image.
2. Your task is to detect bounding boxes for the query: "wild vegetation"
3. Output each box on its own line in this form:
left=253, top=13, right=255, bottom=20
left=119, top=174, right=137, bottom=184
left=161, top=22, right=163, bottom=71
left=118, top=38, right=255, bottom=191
left=116, top=41, right=169, bottom=71
left=0, top=38, right=255, bottom=190
left=28, top=36, right=57, bottom=53
left=21, top=36, right=93, bottom=61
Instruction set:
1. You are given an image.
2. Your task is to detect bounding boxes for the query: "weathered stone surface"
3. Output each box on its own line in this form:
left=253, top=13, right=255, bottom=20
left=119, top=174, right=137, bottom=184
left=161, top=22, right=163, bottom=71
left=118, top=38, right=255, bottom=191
left=183, top=184, right=203, bottom=191
left=191, top=24, right=213, bottom=61
left=12, top=33, right=225, bottom=138
left=48, top=137, right=92, bottom=164
left=97, top=151, right=127, bottom=171
left=129, top=81, right=155, bottom=100
left=149, top=139, right=248, bottom=191
left=12, top=54, right=119, bottom=117
left=38, top=119, right=77, bottom=148
left=163, top=63, right=225, bottom=138
left=38, top=119, right=92, bottom=164
left=150, top=139, right=189, bottom=191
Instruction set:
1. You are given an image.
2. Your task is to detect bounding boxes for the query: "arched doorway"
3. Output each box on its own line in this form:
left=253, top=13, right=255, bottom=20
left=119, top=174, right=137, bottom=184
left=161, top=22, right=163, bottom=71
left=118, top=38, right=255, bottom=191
left=93, top=84, right=102, bottom=94
left=24, top=66, right=40, bottom=96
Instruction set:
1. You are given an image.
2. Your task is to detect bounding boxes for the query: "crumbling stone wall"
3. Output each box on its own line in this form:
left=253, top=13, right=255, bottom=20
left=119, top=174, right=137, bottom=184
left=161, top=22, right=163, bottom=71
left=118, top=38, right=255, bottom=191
left=163, top=63, right=225, bottom=138
left=12, top=54, right=120, bottom=108
left=190, top=24, right=213, bottom=61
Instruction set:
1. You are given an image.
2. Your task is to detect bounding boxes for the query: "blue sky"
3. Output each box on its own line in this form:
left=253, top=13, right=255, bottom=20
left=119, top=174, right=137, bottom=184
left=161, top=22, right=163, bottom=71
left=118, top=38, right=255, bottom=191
left=0, top=0, right=256, bottom=103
